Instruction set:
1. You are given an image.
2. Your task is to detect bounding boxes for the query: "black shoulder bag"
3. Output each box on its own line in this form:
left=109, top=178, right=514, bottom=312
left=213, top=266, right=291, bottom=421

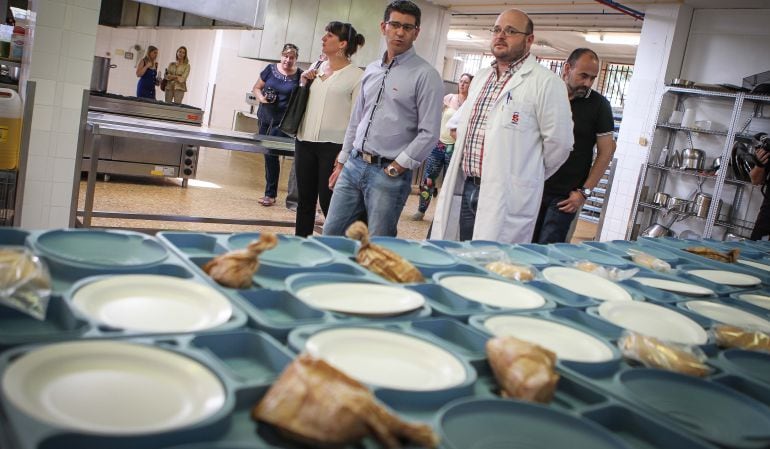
left=279, top=62, right=322, bottom=137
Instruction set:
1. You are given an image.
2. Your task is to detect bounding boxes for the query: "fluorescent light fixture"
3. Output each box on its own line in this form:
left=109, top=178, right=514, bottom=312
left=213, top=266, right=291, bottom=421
left=584, top=32, right=640, bottom=46
left=447, top=30, right=474, bottom=41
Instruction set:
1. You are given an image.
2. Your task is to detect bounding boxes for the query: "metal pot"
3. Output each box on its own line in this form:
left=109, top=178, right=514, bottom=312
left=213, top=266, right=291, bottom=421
left=667, top=197, right=693, bottom=213
left=694, top=193, right=712, bottom=218
left=90, top=56, right=117, bottom=93
left=681, top=148, right=705, bottom=170
left=652, top=192, right=670, bottom=207
left=641, top=223, right=673, bottom=238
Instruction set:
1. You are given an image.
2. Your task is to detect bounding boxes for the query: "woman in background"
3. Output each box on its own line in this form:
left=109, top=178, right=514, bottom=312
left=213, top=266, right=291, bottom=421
left=165, top=46, right=190, bottom=104
left=136, top=45, right=159, bottom=99
left=294, top=22, right=365, bottom=237
left=251, top=43, right=302, bottom=207
left=410, top=73, right=473, bottom=221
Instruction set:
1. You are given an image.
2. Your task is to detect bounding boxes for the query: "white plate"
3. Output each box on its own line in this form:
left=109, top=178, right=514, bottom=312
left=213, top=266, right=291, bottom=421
left=737, top=293, right=770, bottom=311
left=71, top=275, right=233, bottom=333
left=305, top=328, right=467, bottom=391
left=598, top=301, right=708, bottom=345
left=633, top=277, right=715, bottom=296
left=1, top=341, right=225, bottom=434
left=438, top=275, right=545, bottom=309
left=295, top=283, right=425, bottom=316
left=542, top=267, right=632, bottom=302
left=684, top=300, right=770, bottom=332
left=738, top=259, right=770, bottom=272
left=484, top=315, right=614, bottom=363
left=686, top=269, right=761, bottom=287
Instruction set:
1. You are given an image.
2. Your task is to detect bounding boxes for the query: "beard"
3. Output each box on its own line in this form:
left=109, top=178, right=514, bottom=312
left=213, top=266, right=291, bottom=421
left=491, top=39, right=527, bottom=63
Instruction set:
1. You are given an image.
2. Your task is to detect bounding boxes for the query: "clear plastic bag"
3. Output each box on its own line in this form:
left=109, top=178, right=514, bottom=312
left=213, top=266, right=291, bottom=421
left=618, top=331, right=711, bottom=377
left=0, top=248, right=52, bottom=320
left=446, top=246, right=537, bottom=281
left=570, top=260, right=639, bottom=281
left=711, top=324, right=770, bottom=352
left=626, top=249, right=672, bottom=272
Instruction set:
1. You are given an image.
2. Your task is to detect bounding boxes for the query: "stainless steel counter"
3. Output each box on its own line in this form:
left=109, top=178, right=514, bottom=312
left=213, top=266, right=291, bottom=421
left=79, top=112, right=298, bottom=229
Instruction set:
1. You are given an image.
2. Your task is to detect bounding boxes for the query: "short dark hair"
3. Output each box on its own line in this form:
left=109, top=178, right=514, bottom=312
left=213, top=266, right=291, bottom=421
left=326, top=22, right=366, bottom=58
left=566, top=48, right=599, bottom=66
left=460, top=73, right=474, bottom=82
left=384, top=0, right=421, bottom=28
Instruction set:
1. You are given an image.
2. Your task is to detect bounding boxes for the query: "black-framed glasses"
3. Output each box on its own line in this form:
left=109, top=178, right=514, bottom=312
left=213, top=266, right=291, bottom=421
left=489, top=26, right=529, bottom=37
left=386, top=21, right=418, bottom=32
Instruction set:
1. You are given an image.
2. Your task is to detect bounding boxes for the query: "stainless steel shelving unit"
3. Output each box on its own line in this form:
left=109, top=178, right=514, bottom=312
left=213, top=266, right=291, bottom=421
left=627, top=85, right=770, bottom=239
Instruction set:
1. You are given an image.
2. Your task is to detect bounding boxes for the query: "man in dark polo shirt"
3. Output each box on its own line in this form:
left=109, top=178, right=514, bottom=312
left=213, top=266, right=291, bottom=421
left=532, top=48, right=615, bottom=244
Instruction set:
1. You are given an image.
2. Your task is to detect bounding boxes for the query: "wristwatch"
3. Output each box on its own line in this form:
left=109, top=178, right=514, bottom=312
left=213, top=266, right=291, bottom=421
left=386, top=165, right=400, bottom=177
left=578, top=186, right=592, bottom=198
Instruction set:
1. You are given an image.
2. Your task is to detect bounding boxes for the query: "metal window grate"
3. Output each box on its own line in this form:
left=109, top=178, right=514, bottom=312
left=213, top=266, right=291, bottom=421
left=536, top=58, right=564, bottom=76
left=452, top=51, right=495, bottom=81
left=0, top=170, right=16, bottom=227
left=599, top=63, right=634, bottom=108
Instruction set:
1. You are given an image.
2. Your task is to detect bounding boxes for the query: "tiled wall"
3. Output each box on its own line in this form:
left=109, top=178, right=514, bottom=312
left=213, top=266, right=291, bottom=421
left=599, top=4, right=693, bottom=241
left=21, top=0, right=100, bottom=228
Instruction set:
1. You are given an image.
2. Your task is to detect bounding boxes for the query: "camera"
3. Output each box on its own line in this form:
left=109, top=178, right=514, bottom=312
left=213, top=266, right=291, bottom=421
left=262, top=87, right=277, bottom=103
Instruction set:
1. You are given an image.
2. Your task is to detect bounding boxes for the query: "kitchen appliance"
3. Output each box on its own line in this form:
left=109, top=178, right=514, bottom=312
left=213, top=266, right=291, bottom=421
left=681, top=148, right=705, bottom=170
left=90, top=57, right=117, bottom=93
left=83, top=92, right=204, bottom=185
left=694, top=193, right=712, bottom=219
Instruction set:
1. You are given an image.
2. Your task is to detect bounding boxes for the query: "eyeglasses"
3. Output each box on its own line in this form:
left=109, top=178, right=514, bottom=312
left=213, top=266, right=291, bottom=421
left=386, top=21, right=418, bottom=32
left=489, top=26, right=530, bottom=37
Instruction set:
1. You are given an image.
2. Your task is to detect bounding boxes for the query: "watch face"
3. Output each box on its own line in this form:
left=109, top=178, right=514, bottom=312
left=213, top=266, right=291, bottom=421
left=387, top=166, right=399, bottom=176
left=582, top=188, right=592, bottom=196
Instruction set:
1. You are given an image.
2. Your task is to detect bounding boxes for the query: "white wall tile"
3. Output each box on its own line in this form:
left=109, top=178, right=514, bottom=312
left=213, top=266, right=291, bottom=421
left=55, top=132, right=79, bottom=158
left=26, top=155, right=53, bottom=181
left=65, top=6, right=99, bottom=35
left=50, top=181, right=72, bottom=206
left=19, top=201, right=43, bottom=228
left=55, top=107, right=81, bottom=133
left=30, top=105, right=55, bottom=131
left=28, top=51, right=61, bottom=80
left=52, top=157, right=76, bottom=182
left=61, top=82, right=88, bottom=109
left=35, top=0, right=68, bottom=28
left=64, top=57, right=92, bottom=85
left=31, top=26, right=63, bottom=55
left=47, top=206, right=71, bottom=227
left=63, top=31, right=97, bottom=60
left=32, top=79, right=56, bottom=106
left=28, top=130, right=52, bottom=156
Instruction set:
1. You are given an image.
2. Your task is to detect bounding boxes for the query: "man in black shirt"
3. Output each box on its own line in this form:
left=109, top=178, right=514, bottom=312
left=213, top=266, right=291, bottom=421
left=532, top=48, right=615, bottom=243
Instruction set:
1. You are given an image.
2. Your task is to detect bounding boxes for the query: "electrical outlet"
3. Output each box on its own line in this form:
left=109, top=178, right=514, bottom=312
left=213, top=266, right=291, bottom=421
left=124, top=52, right=134, bottom=60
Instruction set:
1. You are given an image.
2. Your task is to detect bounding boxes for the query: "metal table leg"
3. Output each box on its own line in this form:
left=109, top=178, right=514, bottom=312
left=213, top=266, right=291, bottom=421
left=82, top=127, right=101, bottom=227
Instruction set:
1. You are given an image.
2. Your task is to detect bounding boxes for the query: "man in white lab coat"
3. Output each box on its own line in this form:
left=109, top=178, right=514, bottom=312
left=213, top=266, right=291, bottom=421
left=430, top=8, right=573, bottom=243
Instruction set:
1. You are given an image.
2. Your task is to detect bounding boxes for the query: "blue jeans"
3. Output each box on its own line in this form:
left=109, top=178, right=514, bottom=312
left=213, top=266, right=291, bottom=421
left=532, top=191, right=576, bottom=244
left=460, top=178, right=480, bottom=241
left=323, top=155, right=412, bottom=237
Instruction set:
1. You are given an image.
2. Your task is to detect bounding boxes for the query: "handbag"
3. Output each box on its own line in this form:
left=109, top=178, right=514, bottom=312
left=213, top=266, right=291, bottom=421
left=279, top=61, right=322, bottom=137
left=160, top=78, right=167, bottom=92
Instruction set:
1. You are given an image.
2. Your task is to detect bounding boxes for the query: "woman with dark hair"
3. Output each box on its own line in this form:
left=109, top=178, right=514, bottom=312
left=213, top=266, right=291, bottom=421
left=164, top=46, right=190, bottom=104
left=136, top=45, right=159, bottom=99
left=293, top=22, right=365, bottom=237
left=411, top=72, right=473, bottom=221
left=252, top=43, right=303, bottom=207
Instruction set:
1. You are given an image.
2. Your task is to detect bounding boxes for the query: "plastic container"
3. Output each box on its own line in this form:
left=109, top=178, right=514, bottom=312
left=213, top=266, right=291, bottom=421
left=10, top=25, right=24, bottom=60
left=0, top=88, right=22, bottom=170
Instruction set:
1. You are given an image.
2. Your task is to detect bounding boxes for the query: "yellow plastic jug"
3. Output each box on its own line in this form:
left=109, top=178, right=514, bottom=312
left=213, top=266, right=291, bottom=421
left=0, top=88, right=22, bottom=170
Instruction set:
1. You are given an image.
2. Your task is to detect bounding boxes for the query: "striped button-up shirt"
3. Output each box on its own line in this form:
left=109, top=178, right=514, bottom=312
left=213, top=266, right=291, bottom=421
left=462, top=53, right=530, bottom=178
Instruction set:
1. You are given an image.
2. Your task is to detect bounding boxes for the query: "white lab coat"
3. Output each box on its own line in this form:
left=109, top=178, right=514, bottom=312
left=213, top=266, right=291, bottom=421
left=431, top=55, right=574, bottom=243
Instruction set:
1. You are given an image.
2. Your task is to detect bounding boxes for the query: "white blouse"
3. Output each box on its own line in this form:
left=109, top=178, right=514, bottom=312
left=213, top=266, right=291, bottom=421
left=297, top=63, right=363, bottom=144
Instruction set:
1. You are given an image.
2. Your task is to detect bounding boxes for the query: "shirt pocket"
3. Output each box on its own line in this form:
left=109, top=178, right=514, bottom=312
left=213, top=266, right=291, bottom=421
left=498, top=100, right=537, bottom=132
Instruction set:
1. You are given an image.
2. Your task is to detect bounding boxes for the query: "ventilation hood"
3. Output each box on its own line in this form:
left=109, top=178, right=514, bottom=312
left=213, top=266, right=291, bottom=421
left=99, top=0, right=267, bottom=29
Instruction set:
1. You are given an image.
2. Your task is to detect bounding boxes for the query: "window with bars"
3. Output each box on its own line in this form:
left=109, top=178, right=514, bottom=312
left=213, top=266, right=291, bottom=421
left=537, top=58, right=564, bottom=76
left=451, top=51, right=494, bottom=81
left=598, top=63, right=633, bottom=108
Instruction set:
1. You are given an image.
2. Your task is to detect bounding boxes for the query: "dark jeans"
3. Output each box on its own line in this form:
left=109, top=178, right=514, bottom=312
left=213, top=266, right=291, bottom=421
left=532, top=191, right=576, bottom=244
left=259, top=121, right=287, bottom=199
left=294, top=140, right=340, bottom=237
left=460, top=178, right=480, bottom=241
left=418, top=142, right=453, bottom=213
left=751, top=196, right=770, bottom=240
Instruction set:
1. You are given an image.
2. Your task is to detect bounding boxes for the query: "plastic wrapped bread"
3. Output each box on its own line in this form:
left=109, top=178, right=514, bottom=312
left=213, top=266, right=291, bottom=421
left=345, top=221, right=424, bottom=283
left=486, top=336, right=560, bottom=403
left=712, top=325, right=770, bottom=352
left=619, top=332, right=711, bottom=377
left=203, top=233, right=278, bottom=288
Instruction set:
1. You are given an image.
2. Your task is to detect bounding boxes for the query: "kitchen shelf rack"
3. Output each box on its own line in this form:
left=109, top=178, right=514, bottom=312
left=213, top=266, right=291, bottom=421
left=628, top=85, right=770, bottom=240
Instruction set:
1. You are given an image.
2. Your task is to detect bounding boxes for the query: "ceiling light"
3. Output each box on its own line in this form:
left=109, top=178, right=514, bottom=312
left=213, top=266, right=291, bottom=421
left=447, top=30, right=474, bottom=41
left=584, top=32, right=640, bottom=46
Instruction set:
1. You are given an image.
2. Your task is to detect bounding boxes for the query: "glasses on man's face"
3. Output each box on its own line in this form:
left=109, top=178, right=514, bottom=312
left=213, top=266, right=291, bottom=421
left=489, top=26, right=529, bottom=37
left=386, top=21, right=418, bottom=32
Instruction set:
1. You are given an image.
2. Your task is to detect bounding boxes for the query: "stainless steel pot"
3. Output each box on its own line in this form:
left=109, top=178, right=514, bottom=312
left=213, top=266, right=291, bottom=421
left=667, top=197, right=692, bottom=213
left=681, top=148, right=705, bottom=170
left=90, top=56, right=117, bottom=93
left=641, top=223, right=673, bottom=238
left=652, top=192, right=670, bottom=207
left=694, top=193, right=712, bottom=218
